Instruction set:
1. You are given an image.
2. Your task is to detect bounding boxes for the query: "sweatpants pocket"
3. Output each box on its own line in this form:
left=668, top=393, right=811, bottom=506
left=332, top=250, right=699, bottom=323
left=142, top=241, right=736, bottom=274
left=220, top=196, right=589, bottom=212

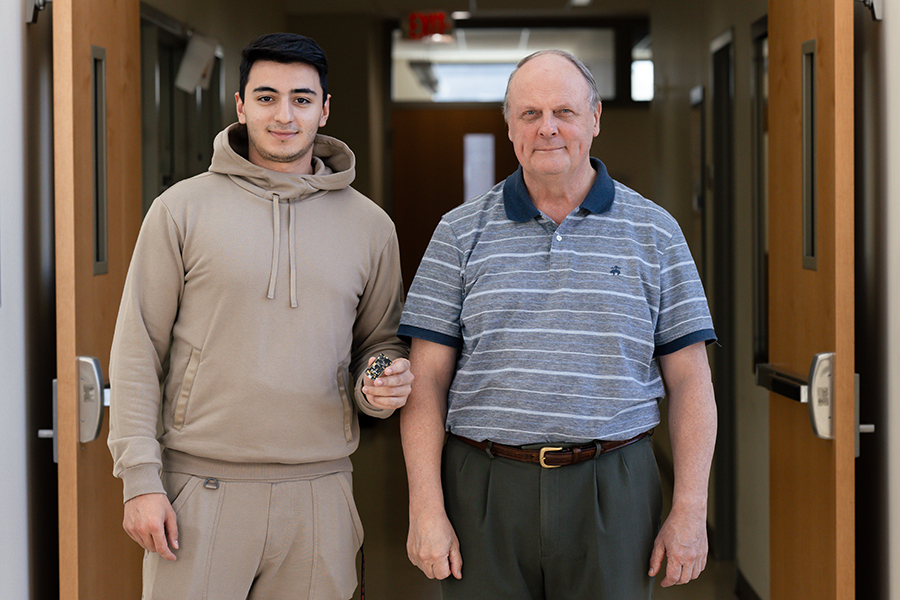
left=162, top=472, right=202, bottom=515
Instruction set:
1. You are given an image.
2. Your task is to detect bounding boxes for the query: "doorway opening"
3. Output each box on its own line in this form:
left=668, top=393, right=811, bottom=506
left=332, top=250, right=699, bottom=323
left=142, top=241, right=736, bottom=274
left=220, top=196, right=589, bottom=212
left=140, top=5, right=225, bottom=216
left=709, top=28, right=736, bottom=562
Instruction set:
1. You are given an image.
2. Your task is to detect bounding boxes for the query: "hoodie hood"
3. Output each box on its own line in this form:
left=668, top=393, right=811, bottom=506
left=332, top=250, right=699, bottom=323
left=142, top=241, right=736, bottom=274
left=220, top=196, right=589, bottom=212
left=210, top=122, right=356, bottom=198
left=208, top=123, right=358, bottom=307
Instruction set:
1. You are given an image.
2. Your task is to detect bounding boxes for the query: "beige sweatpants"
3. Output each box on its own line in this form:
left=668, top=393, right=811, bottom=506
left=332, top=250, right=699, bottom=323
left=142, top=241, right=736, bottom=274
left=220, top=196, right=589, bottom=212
left=142, top=458, right=363, bottom=600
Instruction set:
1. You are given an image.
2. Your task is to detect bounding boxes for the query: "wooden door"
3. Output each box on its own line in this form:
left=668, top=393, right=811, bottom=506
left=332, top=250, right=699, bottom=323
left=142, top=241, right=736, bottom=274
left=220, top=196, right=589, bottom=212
left=767, top=0, right=854, bottom=598
left=391, top=107, right=519, bottom=289
left=54, top=0, right=145, bottom=596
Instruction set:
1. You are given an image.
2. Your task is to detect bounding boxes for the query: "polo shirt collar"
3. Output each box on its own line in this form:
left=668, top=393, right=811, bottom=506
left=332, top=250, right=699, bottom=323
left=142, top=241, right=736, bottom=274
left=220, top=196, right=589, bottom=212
left=503, top=157, right=616, bottom=222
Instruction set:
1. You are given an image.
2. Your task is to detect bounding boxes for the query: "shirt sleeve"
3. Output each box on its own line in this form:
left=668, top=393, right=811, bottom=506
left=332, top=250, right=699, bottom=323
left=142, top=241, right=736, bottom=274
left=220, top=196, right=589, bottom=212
left=654, top=226, right=716, bottom=355
left=350, top=226, right=410, bottom=418
left=108, top=198, right=185, bottom=502
left=398, top=218, right=465, bottom=348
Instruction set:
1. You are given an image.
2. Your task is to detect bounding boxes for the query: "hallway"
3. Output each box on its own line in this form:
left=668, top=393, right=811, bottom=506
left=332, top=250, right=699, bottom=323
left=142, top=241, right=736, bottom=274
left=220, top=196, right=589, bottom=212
left=352, top=419, right=740, bottom=600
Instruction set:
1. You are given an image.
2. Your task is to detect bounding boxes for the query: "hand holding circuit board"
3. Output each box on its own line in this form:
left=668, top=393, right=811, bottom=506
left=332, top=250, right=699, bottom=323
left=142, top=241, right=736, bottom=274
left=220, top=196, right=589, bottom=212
left=365, top=353, right=394, bottom=380
left=361, top=353, right=414, bottom=411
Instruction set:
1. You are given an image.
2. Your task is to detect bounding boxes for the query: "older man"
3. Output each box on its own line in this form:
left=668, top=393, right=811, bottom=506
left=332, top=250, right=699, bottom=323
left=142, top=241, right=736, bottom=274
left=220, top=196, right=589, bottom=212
left=399, top=49, right=717, bottom=599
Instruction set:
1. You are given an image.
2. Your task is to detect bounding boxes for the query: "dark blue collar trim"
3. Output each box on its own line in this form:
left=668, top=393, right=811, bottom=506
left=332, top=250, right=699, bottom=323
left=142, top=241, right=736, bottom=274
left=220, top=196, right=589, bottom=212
left=502, top=157, right=616, bottom=222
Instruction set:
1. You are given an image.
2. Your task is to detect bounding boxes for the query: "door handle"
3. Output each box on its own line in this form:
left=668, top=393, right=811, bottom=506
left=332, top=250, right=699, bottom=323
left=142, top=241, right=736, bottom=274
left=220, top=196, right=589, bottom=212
left=806, top=352, right=834, bottom=439
left=38, top=369, right=110, bottom=461
left=756, top=355, right=875, bottom=452
left=77, top=356, right=105, bottom=444
left=754, top=363, right=808, bottom=404
left=755, top=352, right=834, bottom=440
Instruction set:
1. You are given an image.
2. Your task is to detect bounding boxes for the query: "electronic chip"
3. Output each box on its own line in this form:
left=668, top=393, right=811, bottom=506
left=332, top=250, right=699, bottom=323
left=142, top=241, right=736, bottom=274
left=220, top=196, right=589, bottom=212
left=365, top=353, right=393, bottom=380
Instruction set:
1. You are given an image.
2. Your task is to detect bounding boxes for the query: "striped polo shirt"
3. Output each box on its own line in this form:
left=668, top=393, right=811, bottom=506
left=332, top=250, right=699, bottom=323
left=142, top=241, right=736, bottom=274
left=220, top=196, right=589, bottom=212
left=398, top=158, right=715, bottom=445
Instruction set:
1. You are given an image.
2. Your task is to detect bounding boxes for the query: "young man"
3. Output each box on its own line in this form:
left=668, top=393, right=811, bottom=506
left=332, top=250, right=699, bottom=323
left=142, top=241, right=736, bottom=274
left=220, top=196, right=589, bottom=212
left=108, top=33, right=412, bottom=600
left=400, top=50, right=717, bottom=599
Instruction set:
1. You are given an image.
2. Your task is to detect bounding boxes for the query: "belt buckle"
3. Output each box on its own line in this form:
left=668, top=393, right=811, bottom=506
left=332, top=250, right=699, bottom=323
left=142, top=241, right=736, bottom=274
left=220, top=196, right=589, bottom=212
left=539, top=447, right=563, bottom=468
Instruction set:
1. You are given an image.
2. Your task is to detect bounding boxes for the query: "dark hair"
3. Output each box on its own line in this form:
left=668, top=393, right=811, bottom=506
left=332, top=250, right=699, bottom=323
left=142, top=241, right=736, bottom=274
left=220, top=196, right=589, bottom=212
left=239, top=33, right=329, bottom=103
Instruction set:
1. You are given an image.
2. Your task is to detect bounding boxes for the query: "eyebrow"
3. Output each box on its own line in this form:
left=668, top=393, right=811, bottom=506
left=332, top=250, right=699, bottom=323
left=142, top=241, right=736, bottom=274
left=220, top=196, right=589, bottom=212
left=252, top=86, right=318, bottom=96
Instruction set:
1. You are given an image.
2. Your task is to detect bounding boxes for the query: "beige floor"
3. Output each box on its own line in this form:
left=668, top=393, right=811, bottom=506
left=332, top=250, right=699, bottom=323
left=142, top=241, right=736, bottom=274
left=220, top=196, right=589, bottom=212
left=351, top=418, right=739, bottom=600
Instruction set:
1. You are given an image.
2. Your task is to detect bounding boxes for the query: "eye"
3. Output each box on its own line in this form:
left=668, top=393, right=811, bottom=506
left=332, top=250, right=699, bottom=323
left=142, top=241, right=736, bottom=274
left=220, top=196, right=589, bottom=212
left=294, top=97, right=311, bottom=105
left=257, top=95, right=274, bottom=103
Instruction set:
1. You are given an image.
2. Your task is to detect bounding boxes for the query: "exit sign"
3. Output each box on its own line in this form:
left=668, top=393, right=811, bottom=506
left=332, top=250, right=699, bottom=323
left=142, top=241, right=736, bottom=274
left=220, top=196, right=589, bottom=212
left=407, top=11, right=452, bottom=40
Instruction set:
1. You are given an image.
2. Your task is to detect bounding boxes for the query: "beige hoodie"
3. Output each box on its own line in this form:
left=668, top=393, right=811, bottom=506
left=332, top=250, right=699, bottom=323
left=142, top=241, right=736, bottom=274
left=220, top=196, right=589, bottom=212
left=108, top=124, right=407, bottom=502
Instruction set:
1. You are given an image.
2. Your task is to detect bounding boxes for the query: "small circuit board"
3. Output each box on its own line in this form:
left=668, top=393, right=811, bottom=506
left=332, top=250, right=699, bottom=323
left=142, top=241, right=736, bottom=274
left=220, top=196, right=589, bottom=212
left=365, top=353, right=393, bottom=380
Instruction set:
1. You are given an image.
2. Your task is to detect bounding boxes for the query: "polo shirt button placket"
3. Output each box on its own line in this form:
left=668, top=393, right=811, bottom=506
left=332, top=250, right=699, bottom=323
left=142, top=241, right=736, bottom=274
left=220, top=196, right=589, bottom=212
left=549, top=231, right=564, bottom=271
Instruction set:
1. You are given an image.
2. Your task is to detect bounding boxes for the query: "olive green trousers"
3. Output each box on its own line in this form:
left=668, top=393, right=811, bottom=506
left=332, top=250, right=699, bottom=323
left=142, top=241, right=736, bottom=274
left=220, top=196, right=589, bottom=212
left=441, top=435, right=662, bottom=600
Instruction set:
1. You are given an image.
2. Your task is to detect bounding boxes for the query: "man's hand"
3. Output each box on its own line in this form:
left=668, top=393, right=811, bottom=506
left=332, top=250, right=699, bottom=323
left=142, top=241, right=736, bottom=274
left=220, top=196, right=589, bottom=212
left=648, top=503, right=709, bottom=586
left=650, top=341, right=715, bottom=587
left=407, top=508, right=463, bottom=580
left=123, top=492, right=179, bottom=561
left=362, top=356, right=414, bottom=410
left=400, top=338, right=461, bottom=580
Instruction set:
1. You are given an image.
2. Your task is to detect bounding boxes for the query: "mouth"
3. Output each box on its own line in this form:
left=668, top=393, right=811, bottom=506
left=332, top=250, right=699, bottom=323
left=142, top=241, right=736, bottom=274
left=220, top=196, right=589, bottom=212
left=269, top=129, right=299, bottom=141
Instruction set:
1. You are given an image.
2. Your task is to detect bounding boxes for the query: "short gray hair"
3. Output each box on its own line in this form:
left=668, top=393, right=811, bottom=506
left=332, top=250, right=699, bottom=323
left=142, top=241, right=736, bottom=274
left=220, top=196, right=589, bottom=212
left=502, top=49, right=601, bottom=122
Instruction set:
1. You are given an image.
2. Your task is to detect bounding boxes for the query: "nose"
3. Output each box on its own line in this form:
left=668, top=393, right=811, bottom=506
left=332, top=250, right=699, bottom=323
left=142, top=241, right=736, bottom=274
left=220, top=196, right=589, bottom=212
left=538, top=114, right=558, bottom=137
left=274, top=98, right=293, bottom=123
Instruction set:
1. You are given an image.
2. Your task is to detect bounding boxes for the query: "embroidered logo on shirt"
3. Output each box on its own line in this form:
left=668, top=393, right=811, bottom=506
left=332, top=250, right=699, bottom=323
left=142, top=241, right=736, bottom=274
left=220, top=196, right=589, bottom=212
left=610, top=266, right=621, bottom=276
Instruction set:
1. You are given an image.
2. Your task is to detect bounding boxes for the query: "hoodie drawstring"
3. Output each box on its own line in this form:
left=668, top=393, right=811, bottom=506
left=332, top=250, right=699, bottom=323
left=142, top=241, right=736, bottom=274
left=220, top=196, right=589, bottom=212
left=267, top=193, right=299, bottom=308
left=288, top=201, right=298, bottom=308
left=268, top=193, right=281, bottom=301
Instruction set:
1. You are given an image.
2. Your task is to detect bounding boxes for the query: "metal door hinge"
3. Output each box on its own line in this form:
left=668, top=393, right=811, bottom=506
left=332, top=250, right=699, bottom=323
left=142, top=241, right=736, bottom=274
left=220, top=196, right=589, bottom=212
left=37, top=379, right=59, bottom=463
left=25, top=0, right=51, bottom=24
left=858, top=0, right=883, bottom=20
left=856, top=374, right=875, bottom=458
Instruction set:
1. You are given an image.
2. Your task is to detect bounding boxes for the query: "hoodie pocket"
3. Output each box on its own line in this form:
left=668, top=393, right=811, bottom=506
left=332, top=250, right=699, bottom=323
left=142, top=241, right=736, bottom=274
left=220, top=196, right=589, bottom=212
left=336, top=363, right=355, bottom=443
left=173, top=347, right=201, bottom=430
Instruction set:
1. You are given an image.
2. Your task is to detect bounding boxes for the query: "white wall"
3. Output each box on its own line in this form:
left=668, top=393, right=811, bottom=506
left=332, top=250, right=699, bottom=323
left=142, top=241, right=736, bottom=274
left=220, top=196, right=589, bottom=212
left=1, top=2, right=35, bottom=598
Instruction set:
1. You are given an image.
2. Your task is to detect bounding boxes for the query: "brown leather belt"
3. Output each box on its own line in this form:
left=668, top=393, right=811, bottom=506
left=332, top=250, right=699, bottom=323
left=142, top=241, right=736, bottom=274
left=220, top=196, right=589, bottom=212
left=451, top=430, right=652, bottom=468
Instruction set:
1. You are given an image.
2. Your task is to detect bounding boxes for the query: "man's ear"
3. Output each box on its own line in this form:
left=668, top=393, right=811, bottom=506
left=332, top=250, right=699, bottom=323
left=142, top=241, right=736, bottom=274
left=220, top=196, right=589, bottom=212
left=235, top=91, right=246, bottom=124
left=319, top=94, right=332, bottom=128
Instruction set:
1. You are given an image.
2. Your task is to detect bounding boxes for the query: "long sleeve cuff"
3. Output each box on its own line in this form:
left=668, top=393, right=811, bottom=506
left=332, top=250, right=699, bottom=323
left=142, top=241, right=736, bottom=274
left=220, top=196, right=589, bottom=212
left=120, top=463, right=165, bottom=503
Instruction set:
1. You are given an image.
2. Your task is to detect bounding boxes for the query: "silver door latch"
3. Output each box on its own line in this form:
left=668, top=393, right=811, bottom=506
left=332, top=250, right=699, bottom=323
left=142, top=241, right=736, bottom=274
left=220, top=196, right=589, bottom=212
left=756, top=353, right=874, bottom=456
left=38, top=356, right=110, bottom=462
